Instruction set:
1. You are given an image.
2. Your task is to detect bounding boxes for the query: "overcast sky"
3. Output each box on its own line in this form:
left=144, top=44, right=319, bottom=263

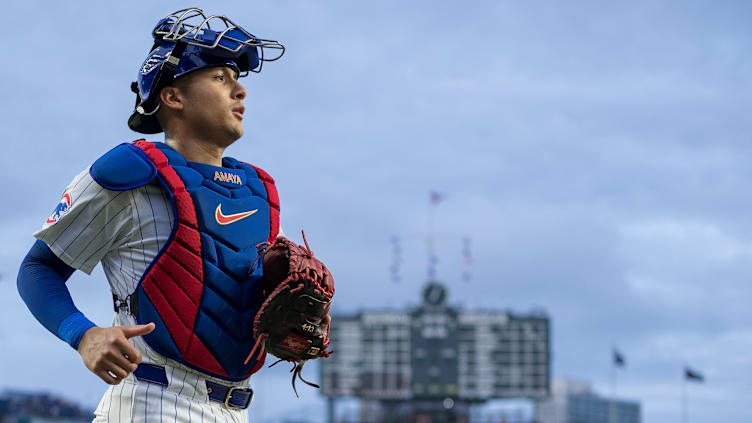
left=1, top=1, right=751, bottom=422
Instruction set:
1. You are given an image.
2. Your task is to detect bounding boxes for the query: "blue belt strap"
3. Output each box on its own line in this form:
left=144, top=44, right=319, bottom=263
left=133, top=364, right=253, bottom=409
left=134, top=363, right=168, bottom=386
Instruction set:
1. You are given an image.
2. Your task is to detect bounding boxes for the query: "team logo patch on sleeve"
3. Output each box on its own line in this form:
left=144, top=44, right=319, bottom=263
left=46, top=193, right=72, bottom=224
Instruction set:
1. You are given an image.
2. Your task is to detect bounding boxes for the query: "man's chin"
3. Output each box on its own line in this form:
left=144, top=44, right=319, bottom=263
left=219, top=127, right=243, bottom=147
left=230, top=127, right=243, bottom=142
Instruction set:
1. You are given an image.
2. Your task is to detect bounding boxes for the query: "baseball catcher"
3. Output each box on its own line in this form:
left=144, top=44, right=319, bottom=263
left=17, top=7, right=334, bottom=421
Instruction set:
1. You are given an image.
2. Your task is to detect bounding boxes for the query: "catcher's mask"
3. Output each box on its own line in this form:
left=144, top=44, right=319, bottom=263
left=128, top=8, right=285, bottom=134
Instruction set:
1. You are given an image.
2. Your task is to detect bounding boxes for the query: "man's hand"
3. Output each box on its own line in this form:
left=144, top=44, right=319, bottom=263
left=77, top=323, right=155, bottom=385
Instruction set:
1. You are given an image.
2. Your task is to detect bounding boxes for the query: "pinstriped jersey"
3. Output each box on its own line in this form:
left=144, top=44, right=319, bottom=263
left=35, top=166, right=174, bottom=297
left=34, top=166, right=284, bottom=387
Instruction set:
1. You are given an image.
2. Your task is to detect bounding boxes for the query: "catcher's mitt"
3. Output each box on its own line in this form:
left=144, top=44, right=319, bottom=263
left=244, top=231, right=334, bottom=395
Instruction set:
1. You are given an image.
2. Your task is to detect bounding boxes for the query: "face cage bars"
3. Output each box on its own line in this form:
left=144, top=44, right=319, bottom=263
left=154, top=7, right=285, bottom=76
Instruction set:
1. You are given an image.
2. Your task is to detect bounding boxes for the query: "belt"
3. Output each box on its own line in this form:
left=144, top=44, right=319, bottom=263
left=134, top=364, right=254, bottom=410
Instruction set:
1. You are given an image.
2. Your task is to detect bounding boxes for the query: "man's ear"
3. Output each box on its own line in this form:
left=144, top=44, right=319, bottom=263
left=159, top=86, right=183, bottom=111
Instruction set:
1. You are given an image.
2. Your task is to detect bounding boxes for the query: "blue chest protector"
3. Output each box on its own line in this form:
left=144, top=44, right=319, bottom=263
left=90, top=141, right=280, bottom=380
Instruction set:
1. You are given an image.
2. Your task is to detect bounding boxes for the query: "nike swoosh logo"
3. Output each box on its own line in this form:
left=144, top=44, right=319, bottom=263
left=215, top=204, right=258, bottom=225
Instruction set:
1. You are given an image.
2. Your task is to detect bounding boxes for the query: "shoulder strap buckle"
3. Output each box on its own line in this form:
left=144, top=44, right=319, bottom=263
left=112, top=292, right=139, bottom=315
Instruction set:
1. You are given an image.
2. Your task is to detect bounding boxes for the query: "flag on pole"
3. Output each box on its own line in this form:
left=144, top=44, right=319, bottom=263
left=613, top=348, right=626, bottom=367
left=685, top=367, right=704, bottom=382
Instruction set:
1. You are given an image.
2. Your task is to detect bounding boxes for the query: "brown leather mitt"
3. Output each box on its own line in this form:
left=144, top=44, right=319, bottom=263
left=245, top=231, right=334, bottom=396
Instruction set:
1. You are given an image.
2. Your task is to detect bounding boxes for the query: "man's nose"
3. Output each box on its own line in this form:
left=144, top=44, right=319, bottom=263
left=234, top=82, right=246, bottom=100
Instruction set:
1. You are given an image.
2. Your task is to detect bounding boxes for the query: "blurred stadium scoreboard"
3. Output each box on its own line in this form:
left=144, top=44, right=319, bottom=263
left=321, top=282, right=550, bottom=401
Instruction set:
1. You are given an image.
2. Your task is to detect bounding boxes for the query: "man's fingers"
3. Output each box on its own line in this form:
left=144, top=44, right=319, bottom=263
left=96, top=369, right=121, bottom=385
left=120, top=322, right=156, bottom=339
left=106, top=348, right=139, bottom=373
left=114, top=338, right=143, bottom=364
left=79, top=326, right=148, bottom=384
left=105, top=362, right=130, bottom=380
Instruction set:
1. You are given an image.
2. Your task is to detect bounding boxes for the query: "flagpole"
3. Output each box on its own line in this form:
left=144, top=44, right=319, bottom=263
left=682, top=365, right=705, bottom=423
left=609, top=360, right=615, bottom=423
left=427, top=194, right=435, bottom=284
left=682, top=367, right=687, bottom=423
left=427, top=191, right=441, bottom=284
left=609, top=348, right=617, bottom=423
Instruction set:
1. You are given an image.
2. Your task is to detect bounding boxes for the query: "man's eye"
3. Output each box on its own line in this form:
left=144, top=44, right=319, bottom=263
left=215, top=75, right=225, bottom=81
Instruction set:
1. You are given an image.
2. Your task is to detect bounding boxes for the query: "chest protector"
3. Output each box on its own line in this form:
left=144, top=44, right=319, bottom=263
left=90, top=140, right=279, bottom=381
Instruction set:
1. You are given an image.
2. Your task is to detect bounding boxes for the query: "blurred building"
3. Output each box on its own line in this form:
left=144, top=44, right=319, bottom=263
left=321, top=281, right=551, bottom=423
left=535, top=379, right=640, bottom=423
left=0, top=390, right=92, bottom=422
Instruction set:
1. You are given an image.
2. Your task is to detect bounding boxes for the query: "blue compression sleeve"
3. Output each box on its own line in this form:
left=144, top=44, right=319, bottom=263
left=17, top=240, right=96, bottom=350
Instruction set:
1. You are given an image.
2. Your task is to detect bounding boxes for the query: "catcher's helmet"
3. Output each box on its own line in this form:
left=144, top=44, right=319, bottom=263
left=128, top=8, right=285, bottom=134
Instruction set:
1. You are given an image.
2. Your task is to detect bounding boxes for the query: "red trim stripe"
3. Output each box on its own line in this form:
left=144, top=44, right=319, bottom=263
left=245, top=162, right=279, bottom=242
left=242, top=162, right=280, bottom=375
left=133, top=140, right=228, bottom=377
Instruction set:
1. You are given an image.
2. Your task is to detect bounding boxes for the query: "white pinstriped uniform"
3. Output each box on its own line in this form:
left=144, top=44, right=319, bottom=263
left=35, top=165, right=282, bottom=422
